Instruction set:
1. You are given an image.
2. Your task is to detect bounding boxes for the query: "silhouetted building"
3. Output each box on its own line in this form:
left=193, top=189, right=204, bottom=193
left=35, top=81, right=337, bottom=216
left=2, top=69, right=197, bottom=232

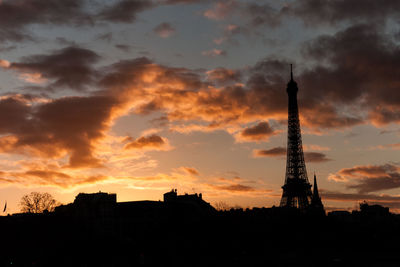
left=55, top=191, right=116, bottom=218
left=164, top=189, right=204, bottom=204
left=163, top=189, right=215, bottom=214
left=55, top=190, right=215, bottom=218
left=359, top=202, right=390, bottom=217
left=280, top=65, right=313, bottom=209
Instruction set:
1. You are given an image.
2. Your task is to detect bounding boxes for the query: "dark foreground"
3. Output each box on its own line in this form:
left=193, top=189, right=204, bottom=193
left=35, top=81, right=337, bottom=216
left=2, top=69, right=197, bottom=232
left=0, top=207, right=399, bottom=267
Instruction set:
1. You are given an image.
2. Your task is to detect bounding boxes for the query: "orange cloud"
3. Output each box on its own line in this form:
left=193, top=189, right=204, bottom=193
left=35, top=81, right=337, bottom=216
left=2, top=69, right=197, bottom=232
left=0, top=168, right=110, bottom=189
left=253, top=147, right=331, bottom=162
left=253, top=147, right=286, bottom=158
left=328, top=163, right=400, bottom=193
left=0, top=59, right=10, bottom=68
left=179, top=167, right=200, bottom=176
left=237, top=121, right=279, bottom=142
left=203, top=0, right=237, bottom=20
left=124, top=134, right=171, bottom=151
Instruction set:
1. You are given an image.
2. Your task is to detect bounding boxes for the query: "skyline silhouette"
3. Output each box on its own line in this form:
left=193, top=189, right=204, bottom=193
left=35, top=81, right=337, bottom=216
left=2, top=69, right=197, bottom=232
left=0, top=0, right=399, bottom=214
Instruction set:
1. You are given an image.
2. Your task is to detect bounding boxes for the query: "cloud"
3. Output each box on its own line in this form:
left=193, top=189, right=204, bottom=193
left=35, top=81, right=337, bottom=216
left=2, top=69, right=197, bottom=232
left=213, top=24, right=249, bottom=45
left=203, top=0, right=237, bottom=20
left=96, top=32, right=113, bottom=43
left=300, top=24, right=400, bottom=126
left=206, top=67, right=242, bottom=85
left=0, top=162, right=110, bottom=188
left=253, top=147, right=330, bottom=162
left=205, top=177, right=273, bottom=196
left=0, top=94, right=118, bottom=168
left=244, top=2, right=282, bottom=27
left=303, top=144, right=331, bottom=151
left=12, top=170, right=109, bottom=188
left=153, top=22, right=176, bottom=38
left=5, top=46, right=370, bottom=139
left=285, top=0, right=400, bottom=25
left=115, top=44, right=132, bottom=52
left=238, top=121, right=278, bottom=142
left=253, top=147, right=286, bottom=158
left=371, top=143, right=400, bottom=151
left=124, top=134, right=170, bottom=150
left=0, top=0, right=90, bottom=43
left=304, top=152, right=331, bottom=163
left=211, top=183, right=255, bottom=192
left=1, top=26, right=398, bottom=186
left=97, top=0, right=154, bottom=23
left=215, top=0, right=400, bottom=30
left=0, top=59, right=10, bottom=68
left=159, top=0, right=209, bottom=4
left=202, top=49, right=227, bottom=57
left=328, top=164, right=400, bottom=193
left=3, top=47, right=100, bottom=91
left=179, top=167, right=200, bottom=176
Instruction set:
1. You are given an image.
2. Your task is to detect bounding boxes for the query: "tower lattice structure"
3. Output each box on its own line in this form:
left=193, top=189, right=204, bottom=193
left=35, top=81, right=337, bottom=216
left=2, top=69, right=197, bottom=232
left=280, top=65, right=312, bottom=209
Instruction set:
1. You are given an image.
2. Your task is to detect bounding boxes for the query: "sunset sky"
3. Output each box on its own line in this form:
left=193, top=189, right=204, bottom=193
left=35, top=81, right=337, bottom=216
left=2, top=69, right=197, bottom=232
left=0, top=0, right=399, bottom=213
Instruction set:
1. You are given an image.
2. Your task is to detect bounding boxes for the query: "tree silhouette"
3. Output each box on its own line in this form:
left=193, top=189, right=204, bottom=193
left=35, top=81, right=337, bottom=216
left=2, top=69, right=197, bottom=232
left=20, top=192, right=59, bottom=213
left=214, top=201, right=230, bottom=211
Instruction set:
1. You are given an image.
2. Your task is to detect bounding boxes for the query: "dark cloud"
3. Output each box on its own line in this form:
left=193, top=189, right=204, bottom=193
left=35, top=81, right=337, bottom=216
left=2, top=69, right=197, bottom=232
left=212, top=183, right=255, bottom=192
left=0, top=94, right=118, bottom=168
left=98, top=0, right=154, bottom=23
left=0, top=0, right=212, bottom=43
left=55, top=37, right=78, bottom=46
left=330, top=164, right=400, bottom=193
left=0, top=0, right=90, bottom=42
left=253, top=147, right=286, bottom=157
left=300, top=24, right=400, bottom=125
left=220, top=0, right=400, bottom=30
left=243, top=56, right=363, bottom=130
left=0, top=29, right=34, bottom=43
left=0, top=0, right=88, bottom=27
left=5, top=47, right=100, bottom=91
left=96, top=32, right=113, bottom=43
left=253, top=147, right=330, bottom=163
left=239, top=121, right=276, bottom=141
left=153, top=22, right=176, bottom=38
left=124, top=134, right=166, bottom=150
left=0, top=45, right=17, bottom=52
left=206, top=68, right=241, bottom=85
left=115, top=44, right=132, bottom=52
left=244, top=2, right=281, bottom=27
left=286, top=0, right=400, bottom=25
left=161, top=0, right=209, bottom=4
left=304, top=152, right=331, bottom=163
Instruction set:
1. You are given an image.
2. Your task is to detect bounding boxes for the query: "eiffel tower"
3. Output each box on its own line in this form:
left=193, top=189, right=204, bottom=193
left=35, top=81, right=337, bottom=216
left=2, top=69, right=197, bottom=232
left=280, top=65, right=313, bottom=209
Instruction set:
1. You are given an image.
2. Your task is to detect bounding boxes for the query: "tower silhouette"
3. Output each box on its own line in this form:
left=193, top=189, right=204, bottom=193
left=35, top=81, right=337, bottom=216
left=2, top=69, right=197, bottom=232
left=280, top=65, right=312, bottom=209
left=311, top=173, right=324, bottom=212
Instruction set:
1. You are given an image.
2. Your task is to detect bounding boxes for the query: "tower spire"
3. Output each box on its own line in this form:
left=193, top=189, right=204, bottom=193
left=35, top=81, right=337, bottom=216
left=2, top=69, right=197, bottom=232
left=313, top=173, right=319, bottom=199
left=310, top=173, right=325, bottom=214
left=290, top=64, right=293, bottom=81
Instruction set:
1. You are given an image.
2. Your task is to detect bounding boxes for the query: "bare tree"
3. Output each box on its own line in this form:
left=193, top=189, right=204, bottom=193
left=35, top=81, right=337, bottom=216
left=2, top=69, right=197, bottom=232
left=20, top=192, right=59, bottom=213
left=214, top=201, right=231, bottom=211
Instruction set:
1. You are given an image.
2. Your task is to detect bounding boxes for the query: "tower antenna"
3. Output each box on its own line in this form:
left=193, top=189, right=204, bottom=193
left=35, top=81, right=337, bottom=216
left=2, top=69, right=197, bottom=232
left=290, top=64, right=293, bottom=81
